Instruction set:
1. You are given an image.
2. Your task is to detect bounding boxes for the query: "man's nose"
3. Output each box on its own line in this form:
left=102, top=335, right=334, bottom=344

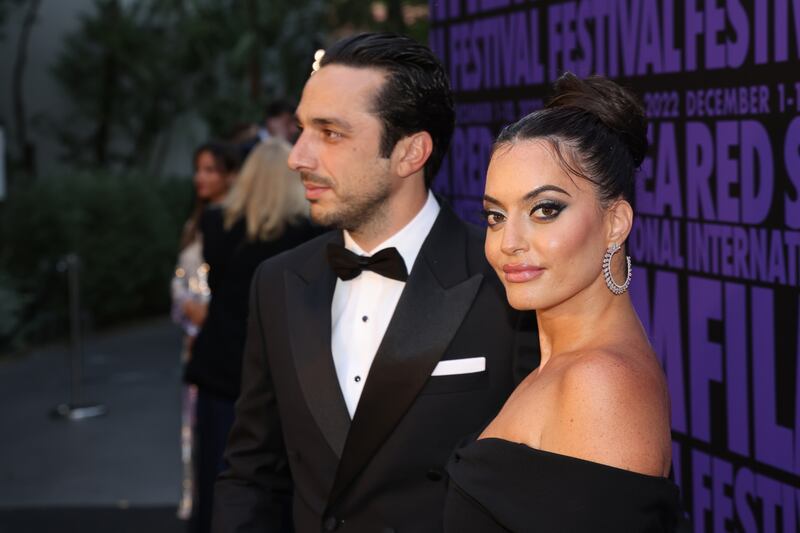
left=288, top=131, right=314, bottom=171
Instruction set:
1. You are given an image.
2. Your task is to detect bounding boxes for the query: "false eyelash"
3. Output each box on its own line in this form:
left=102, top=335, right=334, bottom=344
left=479, top=208, right=505, bottom=227
left=530, top=200, right=566, bottom=220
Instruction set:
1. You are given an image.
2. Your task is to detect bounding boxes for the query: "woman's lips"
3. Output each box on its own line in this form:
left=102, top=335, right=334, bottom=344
left=501, top=264, right=545, bottom=283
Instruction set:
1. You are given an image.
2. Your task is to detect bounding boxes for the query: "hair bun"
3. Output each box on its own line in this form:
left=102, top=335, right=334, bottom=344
left=547, top=73, right=648, bottom=167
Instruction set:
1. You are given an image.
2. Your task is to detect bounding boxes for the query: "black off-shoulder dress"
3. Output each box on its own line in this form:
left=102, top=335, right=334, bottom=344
left=444, top=437, right=682, bottom=533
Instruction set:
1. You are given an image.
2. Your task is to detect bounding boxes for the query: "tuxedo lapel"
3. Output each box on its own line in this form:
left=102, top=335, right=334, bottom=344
left=328, top=205, right=483, bottom=502
left=284, top=233, right=351, bottom=458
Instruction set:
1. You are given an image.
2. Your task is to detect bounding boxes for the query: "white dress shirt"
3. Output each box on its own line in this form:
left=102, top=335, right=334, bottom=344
left=331, top=191, right=440, bottom=418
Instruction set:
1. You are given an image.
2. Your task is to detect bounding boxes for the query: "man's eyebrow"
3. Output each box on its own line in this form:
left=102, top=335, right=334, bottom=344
left=307, top=116, right=353, bottom=131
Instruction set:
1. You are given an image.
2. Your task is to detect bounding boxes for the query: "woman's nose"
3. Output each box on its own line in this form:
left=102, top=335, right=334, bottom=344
left=499, top=218, right=529, bottom=256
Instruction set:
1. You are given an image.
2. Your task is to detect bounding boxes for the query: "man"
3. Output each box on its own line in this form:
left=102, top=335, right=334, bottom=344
left=258, top=99, right=300, bottom=144
left=213, top=33, right=539, bottom=533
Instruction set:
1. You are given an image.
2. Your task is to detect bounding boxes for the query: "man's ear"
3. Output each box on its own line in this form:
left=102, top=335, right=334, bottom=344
left=392, top=131, right=433, bottom=179
left=606, top=199, right=633, bottom=245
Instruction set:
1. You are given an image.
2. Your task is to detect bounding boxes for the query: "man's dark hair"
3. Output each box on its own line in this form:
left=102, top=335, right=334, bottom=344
left=264, top=99, right=296, bottom=121
left=320, top=32, right=455, bottom=188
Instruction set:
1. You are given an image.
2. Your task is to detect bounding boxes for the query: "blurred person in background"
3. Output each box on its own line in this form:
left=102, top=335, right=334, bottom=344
left=173, top=142, right=240, bottom=334
left=237, top=99, right=299, bottom=161
left=257, top=99, right=299, bottom=143
left=226, top=123, right=261, bottom=161
left=184, top=137, right=319, bottom=533
left=171, top=141, right=240, bottom=520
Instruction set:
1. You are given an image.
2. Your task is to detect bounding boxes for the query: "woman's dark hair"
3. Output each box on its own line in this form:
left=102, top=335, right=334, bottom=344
left=320, top=32, right=455, bottom=188
left=180, top=141, right=242, bottom=249
left=495, top=73, right=647, bottom=204
left=193, top=141, right=241, bottom=176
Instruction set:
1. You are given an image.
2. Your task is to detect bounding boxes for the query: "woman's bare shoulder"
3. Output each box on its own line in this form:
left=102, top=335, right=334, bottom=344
left=539, top=348, right=671, bottom=476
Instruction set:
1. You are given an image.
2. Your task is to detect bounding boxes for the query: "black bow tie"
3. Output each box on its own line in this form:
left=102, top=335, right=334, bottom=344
left=326, top=243, right=408, bottom=282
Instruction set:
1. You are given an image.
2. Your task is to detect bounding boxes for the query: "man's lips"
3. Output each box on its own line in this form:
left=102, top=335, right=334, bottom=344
left=501, top=263, right=545, bottom=283
left=302, top=182, right=331, bottom=199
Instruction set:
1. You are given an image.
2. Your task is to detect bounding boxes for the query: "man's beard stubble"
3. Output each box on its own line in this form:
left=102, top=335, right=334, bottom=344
left=301, top=172, right=392, bottom=233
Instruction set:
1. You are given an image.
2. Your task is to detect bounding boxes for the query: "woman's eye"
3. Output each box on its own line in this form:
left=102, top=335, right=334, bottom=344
left=531, top=202, right=564, bottom=220
left=480, top=209, right=505, bottom=227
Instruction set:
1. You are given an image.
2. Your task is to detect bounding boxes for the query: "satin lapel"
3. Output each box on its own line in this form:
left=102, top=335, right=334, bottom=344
left=328, top=205, right=483, bottom=502
left=284, top=236, right=350, bottom=458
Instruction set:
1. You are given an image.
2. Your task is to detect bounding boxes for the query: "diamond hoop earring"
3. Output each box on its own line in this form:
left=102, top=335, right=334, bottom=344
left=602, top=243, right=631, bottom=295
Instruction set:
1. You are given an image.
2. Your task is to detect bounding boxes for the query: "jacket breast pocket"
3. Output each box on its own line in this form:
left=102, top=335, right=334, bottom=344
left=418, top=357, right=489, bottom=395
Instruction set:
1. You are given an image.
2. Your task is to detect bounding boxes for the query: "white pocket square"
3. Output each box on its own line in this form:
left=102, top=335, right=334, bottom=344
left=431, top=357, right=486, bottom=376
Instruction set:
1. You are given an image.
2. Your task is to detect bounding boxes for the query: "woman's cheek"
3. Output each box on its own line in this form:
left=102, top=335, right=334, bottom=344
left=484, top=230, right=503, bottom=268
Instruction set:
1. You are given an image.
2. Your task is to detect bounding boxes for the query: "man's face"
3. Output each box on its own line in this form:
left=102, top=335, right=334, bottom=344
left=266, top=112, right=299, bottom=143
left=288, top=64, right=394, bottom=230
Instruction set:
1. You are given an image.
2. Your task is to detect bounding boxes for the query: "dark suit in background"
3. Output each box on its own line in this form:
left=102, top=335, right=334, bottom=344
left=213, top=203, right=539, bottom=532
left=186, top=206, right=319, bottom=533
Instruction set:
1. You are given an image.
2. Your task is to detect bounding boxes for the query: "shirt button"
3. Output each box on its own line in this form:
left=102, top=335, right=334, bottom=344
left=354, top=375, right=361, bottom=383
left=323, top=516, right=339, bottom=531
left=362, top=315, right=368, bottom=322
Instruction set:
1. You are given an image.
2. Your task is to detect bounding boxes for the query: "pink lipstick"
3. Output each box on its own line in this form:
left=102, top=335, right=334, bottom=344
left=502, top=263, right=545, bottom=283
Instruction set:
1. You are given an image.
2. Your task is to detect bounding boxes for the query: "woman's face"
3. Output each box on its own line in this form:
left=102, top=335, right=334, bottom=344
left=194, top=150, right=231, bottom=203
left=483, top=140, right=614, bottom=311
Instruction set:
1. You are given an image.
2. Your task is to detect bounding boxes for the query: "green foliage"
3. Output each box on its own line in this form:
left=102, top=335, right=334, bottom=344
left=50, top=0, right=185, bottom=170
left=329, top=0, right=429, bottom=40
left=50, top=0, right=329, bottom=166
left=0, top=270, right=28, bottom=344
left=48, top=0, right=429, bottom=170
left=164, top=0, right=327, bottom=135
left=0, top=173, right=192, bottom=349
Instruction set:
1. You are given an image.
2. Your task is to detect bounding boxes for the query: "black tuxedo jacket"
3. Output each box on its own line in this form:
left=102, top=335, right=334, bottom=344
left=213, top=203, right=539, bottom=533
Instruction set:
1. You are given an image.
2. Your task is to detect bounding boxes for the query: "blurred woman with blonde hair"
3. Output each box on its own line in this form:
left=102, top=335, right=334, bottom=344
left=184, top=137, right=319, bottom=533
left=223, top=137, right=309, bottom=241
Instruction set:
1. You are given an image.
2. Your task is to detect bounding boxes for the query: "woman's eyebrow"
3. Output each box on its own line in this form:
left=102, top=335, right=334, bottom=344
left=522, top=185, right=571, bottom=202
left=484, top=185, right=571, bottom=208
left=483, top=194, right=503, bottom=207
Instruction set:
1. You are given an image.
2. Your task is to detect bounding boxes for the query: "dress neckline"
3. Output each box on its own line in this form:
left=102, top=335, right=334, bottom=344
left=471, top=437, right=672, bottom=482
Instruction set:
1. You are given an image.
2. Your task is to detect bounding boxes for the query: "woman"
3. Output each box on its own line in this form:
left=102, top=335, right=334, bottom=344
left=444, top=74, right=682, bottom=531
left=173, top=141, right=240, bottom=334
left=170, top=141, right=239, bottom=520
left=184, top=137, right=319, bottom=533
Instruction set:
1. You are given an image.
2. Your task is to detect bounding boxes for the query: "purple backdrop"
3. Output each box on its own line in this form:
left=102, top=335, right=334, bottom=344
left=429, top=1, right=800, bottom=531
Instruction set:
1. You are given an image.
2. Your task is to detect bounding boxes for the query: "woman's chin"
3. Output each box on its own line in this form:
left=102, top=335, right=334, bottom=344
left=504, top=290, right=540, bottom=312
